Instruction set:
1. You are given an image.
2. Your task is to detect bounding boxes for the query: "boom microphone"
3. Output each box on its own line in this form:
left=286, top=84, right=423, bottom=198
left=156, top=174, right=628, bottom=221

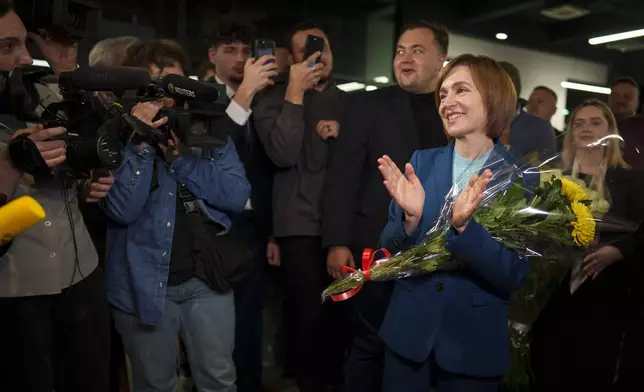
left=59, top=67, right=152, bottom=92
left=161, top=74, right=221, bottom=102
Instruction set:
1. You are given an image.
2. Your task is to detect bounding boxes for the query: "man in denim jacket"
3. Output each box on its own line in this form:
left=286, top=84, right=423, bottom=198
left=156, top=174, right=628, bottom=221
left=101, top=40, right=251, bottom=392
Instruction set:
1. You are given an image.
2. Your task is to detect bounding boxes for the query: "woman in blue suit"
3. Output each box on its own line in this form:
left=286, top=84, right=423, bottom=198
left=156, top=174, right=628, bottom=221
left=376, top=54, right=529, bottom=391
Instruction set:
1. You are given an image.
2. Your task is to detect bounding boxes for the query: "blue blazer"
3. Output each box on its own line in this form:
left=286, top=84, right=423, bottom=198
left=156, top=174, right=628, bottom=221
left=378, top=142, right=530, bottom=378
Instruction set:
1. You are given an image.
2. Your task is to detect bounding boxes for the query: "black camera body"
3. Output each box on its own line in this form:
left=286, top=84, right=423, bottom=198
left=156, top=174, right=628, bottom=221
left=0, top=69, right=124, bottom=179
left=153, top=105, right=230, bottom=150
left=125, top=79, right=230, bottom=150
left=1, top=66, right=234, bottom=179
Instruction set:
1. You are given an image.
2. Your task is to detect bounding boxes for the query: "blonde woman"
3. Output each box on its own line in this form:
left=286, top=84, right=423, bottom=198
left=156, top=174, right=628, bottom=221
left=531, top=99, right=644, bottom=390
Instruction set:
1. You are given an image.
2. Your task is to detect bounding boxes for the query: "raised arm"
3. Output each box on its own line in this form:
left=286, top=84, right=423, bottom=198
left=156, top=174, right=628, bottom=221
left=377, top=151, right=427, bottom=252
left=253, top=54, right=323, bottom=168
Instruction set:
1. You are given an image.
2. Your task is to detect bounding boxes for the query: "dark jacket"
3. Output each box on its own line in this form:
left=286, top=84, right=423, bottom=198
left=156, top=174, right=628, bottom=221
left=617, top=115, right=644, bottom=170
left=531, top=168, right=644, bottom=389
left=253, top=75, right=347, bottom=238
left=226, top=109, right=275, bottom=244
left=322, top=85, right=446, bottom=253
left=508, top=108, right=557, bottom=161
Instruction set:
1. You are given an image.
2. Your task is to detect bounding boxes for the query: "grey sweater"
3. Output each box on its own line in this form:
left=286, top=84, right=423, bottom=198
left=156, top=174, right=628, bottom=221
left=253, top=82, right=347, bottom=238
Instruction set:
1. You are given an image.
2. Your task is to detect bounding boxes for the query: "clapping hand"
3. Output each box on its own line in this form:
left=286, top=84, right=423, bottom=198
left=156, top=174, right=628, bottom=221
left=377, top=155, right=425, bottom=234
left=451, top=169, right=493, bottom=233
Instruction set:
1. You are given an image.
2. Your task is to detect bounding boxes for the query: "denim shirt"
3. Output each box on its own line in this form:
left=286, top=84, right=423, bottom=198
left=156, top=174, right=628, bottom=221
left=101, top=138, right=250, bottom=325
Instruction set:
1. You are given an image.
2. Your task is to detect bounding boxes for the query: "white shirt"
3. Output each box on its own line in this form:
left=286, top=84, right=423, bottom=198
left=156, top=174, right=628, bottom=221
left=217, top=76, right=252, bottom=127
left=216, top=76, right=254, bottom=211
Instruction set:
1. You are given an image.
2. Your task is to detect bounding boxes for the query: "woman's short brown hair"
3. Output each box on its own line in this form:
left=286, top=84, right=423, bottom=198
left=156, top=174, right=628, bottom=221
left=435, top=54, right=517, bottom=138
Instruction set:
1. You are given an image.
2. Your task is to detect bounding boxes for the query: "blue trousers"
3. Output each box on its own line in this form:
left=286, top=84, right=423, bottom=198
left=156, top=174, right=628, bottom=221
left=383, top=348, right=500, bottom=392
left=112, top=278, right=236, bottom=392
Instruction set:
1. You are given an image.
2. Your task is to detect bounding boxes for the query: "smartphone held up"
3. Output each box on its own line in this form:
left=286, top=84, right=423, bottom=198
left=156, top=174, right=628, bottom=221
left=254, top=39, right=276, bottom=64
left=304, top=35, right=325, bottom=67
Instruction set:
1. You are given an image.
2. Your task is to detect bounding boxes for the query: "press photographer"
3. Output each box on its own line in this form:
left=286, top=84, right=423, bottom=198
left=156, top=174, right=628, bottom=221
left=102, top=39, right=252, bottom=391
left=0, top=1, right=112, bottom=391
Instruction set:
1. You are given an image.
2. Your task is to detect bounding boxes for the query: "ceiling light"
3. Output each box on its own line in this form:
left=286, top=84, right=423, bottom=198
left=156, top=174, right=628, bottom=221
left=589, top=28, right=644, bottom=45
left=32, top=59, right=50, bottom=67
left=373, top=76, right=389, bottom=84
left=337, top=82, right=366, bottom=92
left=560, top=81, right=611, bottom=95
left=496, top=33, right=508, bottom=40
left=365, top=85, right=378, bottom=91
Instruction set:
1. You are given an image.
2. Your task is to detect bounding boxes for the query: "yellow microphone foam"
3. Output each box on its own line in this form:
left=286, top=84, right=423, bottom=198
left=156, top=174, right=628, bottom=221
left=0, top=196, right=46, bottom=245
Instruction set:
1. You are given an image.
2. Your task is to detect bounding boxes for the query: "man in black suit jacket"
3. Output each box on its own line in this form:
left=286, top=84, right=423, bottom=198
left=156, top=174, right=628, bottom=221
left=322, top=21, right=450, bottom=392
left=207, top=20, right=279, bottom=392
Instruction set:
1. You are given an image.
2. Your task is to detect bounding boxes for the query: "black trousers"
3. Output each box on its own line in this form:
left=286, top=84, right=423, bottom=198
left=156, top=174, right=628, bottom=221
left=0, top=267, right=111, bottom=392
left=342, top=280, right=394, bottom=392
left=234, top=250, right=267, bottom=392
left=339, top=239, right=394, bottom=392
left=278, top=236, right=350, bottom=391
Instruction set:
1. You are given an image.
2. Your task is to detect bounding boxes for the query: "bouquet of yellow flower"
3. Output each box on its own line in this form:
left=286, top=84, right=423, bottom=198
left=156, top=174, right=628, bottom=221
left=321, top=160, right=599, bottom=390
left=321, top=173, right=596, bottom=302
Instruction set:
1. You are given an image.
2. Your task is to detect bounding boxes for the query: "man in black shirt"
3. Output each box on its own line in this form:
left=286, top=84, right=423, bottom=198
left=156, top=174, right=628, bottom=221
left=410, top=90, right=445, bottom=148
left=167, top=184, right=199, bottom=285
left=322, top=21, right=449, bottom=392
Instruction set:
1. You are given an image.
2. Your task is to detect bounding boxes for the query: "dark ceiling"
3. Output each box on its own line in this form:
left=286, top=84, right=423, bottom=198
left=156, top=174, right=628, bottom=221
left=97, top=0, right=644, bottom=57
left=23, top=0, right=644, bottom=84
left=431, top=0, right=644, bottom=63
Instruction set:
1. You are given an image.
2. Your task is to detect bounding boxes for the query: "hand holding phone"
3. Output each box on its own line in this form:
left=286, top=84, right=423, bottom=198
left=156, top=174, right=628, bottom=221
left=285, top=53, right=323, bottom=103
left=236, top=40, right=279, bottom=102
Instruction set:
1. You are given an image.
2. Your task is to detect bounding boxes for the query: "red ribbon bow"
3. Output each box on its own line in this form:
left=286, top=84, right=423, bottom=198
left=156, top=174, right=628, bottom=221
left=330, top=247, right=391, bottom=302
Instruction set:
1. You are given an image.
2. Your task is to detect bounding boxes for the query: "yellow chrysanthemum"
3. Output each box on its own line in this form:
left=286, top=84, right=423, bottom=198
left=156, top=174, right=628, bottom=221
left=560, top=177, right=588, bottom=203
left=570, top=201, right=595, bottom=247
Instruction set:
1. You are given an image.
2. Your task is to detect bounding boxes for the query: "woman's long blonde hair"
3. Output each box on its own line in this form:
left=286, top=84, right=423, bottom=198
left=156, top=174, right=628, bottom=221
left=562, top=99, right=629, bottom=199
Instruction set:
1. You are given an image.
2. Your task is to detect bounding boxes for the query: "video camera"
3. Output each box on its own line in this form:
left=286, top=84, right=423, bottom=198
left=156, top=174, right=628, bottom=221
left=0, top=66, right=230, bottom=179
left=0, top=68, right=124, bottom=179
left=114, top=70, right=230, bottom=149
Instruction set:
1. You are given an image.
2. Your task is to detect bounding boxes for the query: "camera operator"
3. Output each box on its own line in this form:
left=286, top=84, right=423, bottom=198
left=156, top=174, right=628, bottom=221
left=207, top=20, right=280, bottom=392
left=103, top=39, right=250, bottom=392
left=0, top=2, right=113, bottom=392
